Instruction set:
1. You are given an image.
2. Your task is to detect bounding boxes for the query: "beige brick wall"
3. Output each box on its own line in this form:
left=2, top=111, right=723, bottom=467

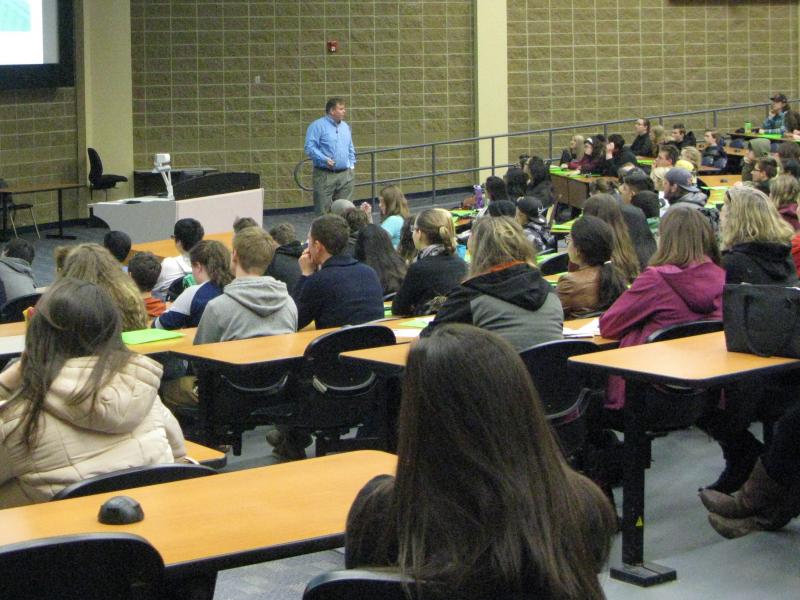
left=131, top=0, right=475, bottom=208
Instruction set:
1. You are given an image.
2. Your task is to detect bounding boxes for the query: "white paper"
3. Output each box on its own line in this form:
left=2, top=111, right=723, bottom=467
left=563, top=318, right=600, bottom=338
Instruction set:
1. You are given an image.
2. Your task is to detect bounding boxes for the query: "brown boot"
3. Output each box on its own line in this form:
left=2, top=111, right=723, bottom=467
left=707, top=513, right=761, bottom=539
left=701, top=458, right=800, bottom=531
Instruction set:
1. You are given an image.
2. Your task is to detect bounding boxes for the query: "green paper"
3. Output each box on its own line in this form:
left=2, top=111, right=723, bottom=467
left=758, top=133, right=783, bottom=140
left=384, top=307, right=393, bottom=317
left=637, top=158, right=654, bottom=165
left=401, top=318, right=433, bottom=329
left=451, top=209, right=477, bottom=217
left=122, top=328, right=185, bottom=345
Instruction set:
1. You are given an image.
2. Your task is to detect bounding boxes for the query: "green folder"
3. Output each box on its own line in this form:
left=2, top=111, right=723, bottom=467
left=637, top=158, right=654, bottom=165
left=451, top=209, right=477, bottom=217
left=122, top=328, right=185, bottom=345
left=758, top=133, right=783, bottom=140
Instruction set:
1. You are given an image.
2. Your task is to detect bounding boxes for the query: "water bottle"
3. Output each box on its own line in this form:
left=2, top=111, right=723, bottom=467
left=473, top=184, right=484, bottom=209
left=744, top=122, right=752, bottom=134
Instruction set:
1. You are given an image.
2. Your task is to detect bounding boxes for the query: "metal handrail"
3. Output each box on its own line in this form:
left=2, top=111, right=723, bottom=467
left=294, top=99, right=797, bottom=203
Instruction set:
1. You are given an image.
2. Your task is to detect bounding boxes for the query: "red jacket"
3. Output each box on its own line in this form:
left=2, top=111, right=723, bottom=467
left=792, top=233, right=800, bottom=277
left=599, top=260, right=725, bottom=409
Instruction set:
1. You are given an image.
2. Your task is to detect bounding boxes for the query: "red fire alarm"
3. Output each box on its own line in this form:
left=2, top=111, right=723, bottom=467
left=327, top=40, right=338, bottom=53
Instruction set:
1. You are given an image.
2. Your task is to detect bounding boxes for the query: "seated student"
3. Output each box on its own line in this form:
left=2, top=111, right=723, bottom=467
left=702, top=130, right=727, bottom=167
left=651, top=144, right=679, bottom=192
left=152, top=218, right=205, bottom=300
left=421, top=217, right=563, bottom=351
left=559, top=133, right=585, bottom=167
left=60, top=244, right=148, bottom=332
left=346, top=324, right=616, bottom=598
left=720, top=186, right=798, bottom=286
left=354, top=224, right=407, bottom=295
left=515, top=196, right=554, bottom=253
left=103, top=230, right=132, bottom=267
left=293, top=214, right=383, bottom=329
left=397, top=215, right=417, bottom=264
left=599, top=207, right=724, bottom=411
left=603, top=133, right=638, bottom=176
left=582, top=194, right=642, bottom=282
left=620, top=169, right=661, bottom=219
left=195, top=227, right=297, bottom=344
left=569, top=137, right=606, bottom=174
left=666, top=122, right=696, bottom=150
left=0, top=278, right=185, bottom=508
left=484, top=175, right=509, bottom=203
left=523, top=156, right=554, bottom=208
left=128, top=252, right=166, bottom=317
left=679, top=146, right=702, bottom=175
left=232, top=216, right=258, bottom=232
left=377, top=185, right=409, bottom=248
left=750, top=157, right=779, bottom=189
left=392, top=208, right=466, bottom=316
left=266, top=222, right=303, bottom=292
left=649, top=124, right=666, bottom=156
left=53, top=245, right=70, bottom=274
left=777, top=140, right=800, bottom=171
left=503, top=166, right=528, bottom=200
left=663, top=168, right=710, bottom=215
left=630, top=117, right=654, bottom=157
left=742, top=138, right=771, bottom=182
left=486, top=200, right=516, bottom=217
left=556, top=216, right=627, bottom=319
left=330, top=198, right=356, bottom=216
left=154, top=240, right=233, bottom=330
left=0, top=238, right=36, bottom=306
left=759, top=93, right=788, bottom=135
left=700, top=402, right=800, bottom=540
left=343, top=206, right=370, bottom=257
left=770, top=173, right=800, bottom=231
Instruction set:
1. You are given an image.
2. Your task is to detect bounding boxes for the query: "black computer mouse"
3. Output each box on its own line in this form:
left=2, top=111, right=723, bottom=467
left=98, top=495, right=144, bottom=525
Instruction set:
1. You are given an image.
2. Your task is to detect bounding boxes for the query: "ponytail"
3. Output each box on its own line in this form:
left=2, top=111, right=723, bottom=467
left=416, top=208, right=456, bottom=255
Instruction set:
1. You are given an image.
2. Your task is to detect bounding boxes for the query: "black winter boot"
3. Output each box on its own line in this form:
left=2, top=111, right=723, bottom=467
left=703, top=431, right=763, bottom=494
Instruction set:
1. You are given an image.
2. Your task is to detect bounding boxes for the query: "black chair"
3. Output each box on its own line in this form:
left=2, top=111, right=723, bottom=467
left=88, top=147, right=128, bottom=200
left=191, top=363, right=293, bottom=455
left=304, top=570, right=416, bottom=600
left=519, top=339, right=601, bottom=461
left=538, top=251, right=569, bottom=275
left=51, top=463, right=217, bottom=500
left=257, top=325, right=397, bottom=457
left=0, top=179, right=40, bottom=239
left=0, top=292, right=41, bottom=323
left=0, top=532, right=164, bottom=599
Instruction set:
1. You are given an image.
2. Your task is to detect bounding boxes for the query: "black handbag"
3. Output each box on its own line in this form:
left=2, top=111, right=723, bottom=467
left=723, top=284, right=800, bottom=358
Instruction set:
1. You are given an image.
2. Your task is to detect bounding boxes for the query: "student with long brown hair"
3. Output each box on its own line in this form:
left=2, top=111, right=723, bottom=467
left=582, top=194, right=644, bottom=280
left=345, top=324, right=616, bottom=599
left=354, top=224, right=407, bottom=295
left=392, top=208, right=466, bottom=316
left=422, top=216, right=563, bottom=350
left=377, top=185, right=409, bottom=248
left=599, top=207, right=725, bottom=411
left=60, top=243, right=148, bottom=332
left=0, top=278, right=185, bottom=507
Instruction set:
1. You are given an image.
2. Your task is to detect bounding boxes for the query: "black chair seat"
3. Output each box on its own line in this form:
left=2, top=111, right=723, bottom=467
left=95, top=173, right=128, bottom=188
left=539, top=251, right=569, bottom=275
left=0, top=292, right=41, bottom=323
left=88, top=148, right=128, bottom=197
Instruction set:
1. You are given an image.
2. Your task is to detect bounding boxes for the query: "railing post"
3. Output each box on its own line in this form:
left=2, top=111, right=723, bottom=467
left=491, top=137, right=496, bottom=176
left=371, top=152, right=377, bottom=207
left=603, top=123, right=608, bottom=138
left=431, top=144, right=437, bottom=204
left=548, top=130, right=553, bottom=161
left=713, top=110, right=718, bottom=128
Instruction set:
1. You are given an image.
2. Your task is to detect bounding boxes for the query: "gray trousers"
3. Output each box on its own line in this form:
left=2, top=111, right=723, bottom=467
left=312, top=167, right=354, bottom=215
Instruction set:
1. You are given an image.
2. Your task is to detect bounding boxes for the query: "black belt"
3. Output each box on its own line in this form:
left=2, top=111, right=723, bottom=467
left=315, top=166, right=348, bottom=173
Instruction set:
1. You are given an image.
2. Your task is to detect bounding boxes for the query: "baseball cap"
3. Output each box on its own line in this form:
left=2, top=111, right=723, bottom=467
left=770, top=93, right=788, bottom=103
left=665, top=168, right=699, bottom=193
left=516, top=196, right=546, bottom=221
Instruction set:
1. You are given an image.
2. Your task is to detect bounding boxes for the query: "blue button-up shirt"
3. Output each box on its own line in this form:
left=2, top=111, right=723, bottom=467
left=304, top=115, right=356, bottom=170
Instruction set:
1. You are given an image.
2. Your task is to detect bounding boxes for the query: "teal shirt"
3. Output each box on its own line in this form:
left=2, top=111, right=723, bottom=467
left=381, top=214, right=404, bottom=248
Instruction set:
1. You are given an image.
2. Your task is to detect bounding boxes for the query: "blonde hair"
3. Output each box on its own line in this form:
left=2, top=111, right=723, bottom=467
left=60, top=244, right=148, bottom=332
left=233, top=227, right=277, bottom=273
left=721, top=186, right=795, bottom=249
left=380, top=185, right=410, bottom=219
left=769, top=174, right=800, bottom=210
left=650, top=125, right=665, bottom=156
left=679, top=146, right=702, bottom=171
left=469, top=216, right=536, bottom=276
left=415, top=208, right=457, bottom=255
left=571, top=134, right=585, bottom=160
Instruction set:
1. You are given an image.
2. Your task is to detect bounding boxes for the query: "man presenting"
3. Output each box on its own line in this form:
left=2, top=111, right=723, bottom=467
left=304, top=97, right=356, bottom=215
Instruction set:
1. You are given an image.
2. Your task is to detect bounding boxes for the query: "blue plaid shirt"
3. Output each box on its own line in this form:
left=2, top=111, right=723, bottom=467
left=761, top=111, right=786, bottom=135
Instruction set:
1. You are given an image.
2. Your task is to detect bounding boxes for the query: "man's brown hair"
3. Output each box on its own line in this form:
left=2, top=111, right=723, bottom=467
left=233, top=227, right=277, bottom=273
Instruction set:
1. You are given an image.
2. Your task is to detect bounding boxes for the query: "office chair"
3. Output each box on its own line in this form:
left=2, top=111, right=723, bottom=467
left=0, top=179, right=40, bottom=239
left=51, top=463, right=217, bottom=500
left=87, top=148, right=128, bottom=200
left=0, top=532, right=164, bottom=600
left=538, top=251, right=570, bottom=275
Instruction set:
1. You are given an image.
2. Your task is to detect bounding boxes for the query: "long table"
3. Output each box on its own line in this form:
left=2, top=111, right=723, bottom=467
left=551, top=173, right=616, bottom=210
left=0, top=182, right=83, bottom=240
left=0, top=450, right=395, bottom=583
left=568, top=332, right=800, bottom=586
left=131, top=231, right=234, bottom=261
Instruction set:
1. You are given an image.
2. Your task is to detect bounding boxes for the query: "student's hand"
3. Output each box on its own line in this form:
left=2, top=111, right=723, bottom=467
left=299, top=249, right=316, bottom=276
left=0, top=360, right=23, bottom=391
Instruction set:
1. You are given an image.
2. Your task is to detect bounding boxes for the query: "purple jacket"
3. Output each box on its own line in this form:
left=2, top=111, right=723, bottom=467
left=598, top=260, right=725, bottom=409
left=779, top=203, right=800, bottom=232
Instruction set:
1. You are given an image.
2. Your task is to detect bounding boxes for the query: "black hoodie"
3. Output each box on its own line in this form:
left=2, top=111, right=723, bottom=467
left=722, top=242, right=799, bottom=286
left=421, top=263, right=563, bottom=350
left=266, top=240, right=303, bottom=293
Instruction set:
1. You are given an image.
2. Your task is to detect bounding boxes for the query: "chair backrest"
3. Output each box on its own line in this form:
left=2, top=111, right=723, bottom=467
left=0, top=292, right=41, bottom=323
left=646, top=320, right=723, bottom=344
left=519, top=339, right=600, bottom=417
left=87, top=148, right=104, bottom=184
left=538, top=251, right=569, bottom=275
left=304, top=570, right=419, bottom=600
left=304, top=324, right=396, bottom=394
left=0, top=532, right=164, bottom=600
left=51, top=463, right=217, bottom=500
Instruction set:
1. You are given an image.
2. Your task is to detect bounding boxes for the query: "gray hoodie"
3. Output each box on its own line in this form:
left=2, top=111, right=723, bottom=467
left=0, top=257, right=35, bottom=306
left=194, top=276, right=298, bottom=344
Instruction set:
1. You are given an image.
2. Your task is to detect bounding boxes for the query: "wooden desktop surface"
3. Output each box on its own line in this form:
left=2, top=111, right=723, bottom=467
left=127, top=327, right=198, bottom=355
left=183, top=440, right=226, bottom=467
left=131, top=231, right=234, bottom=260
left=0, top=321, right=26, bottom=337
left=0, top=451, right=396, bottom=575
left=569, top=331, right=800, bottom=387
left=698, top=174, right=742, bottom=188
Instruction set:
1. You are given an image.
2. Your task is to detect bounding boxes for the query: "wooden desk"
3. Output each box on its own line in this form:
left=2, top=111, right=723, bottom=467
left=569, top=332, right=800, bottom=586
left=551, top=173, right=617, bottom=210
left=722, top=145, right=747, bottom=157
left=183, top=440, right=227, bottom=468
left=127, top=327, right=198, bottom=355
left=0, top=321, right=26, bottom=337
left=131, top=231, right=234, bottom=261
left=0, top=182, right=83, bottom=240
left=698, top=174, right=741, bottom=189
left=0, top=451, right=395, bottom=581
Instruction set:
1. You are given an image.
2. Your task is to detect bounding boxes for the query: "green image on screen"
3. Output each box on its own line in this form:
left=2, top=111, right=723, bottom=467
left=0, top=0, right=31, bottom=32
